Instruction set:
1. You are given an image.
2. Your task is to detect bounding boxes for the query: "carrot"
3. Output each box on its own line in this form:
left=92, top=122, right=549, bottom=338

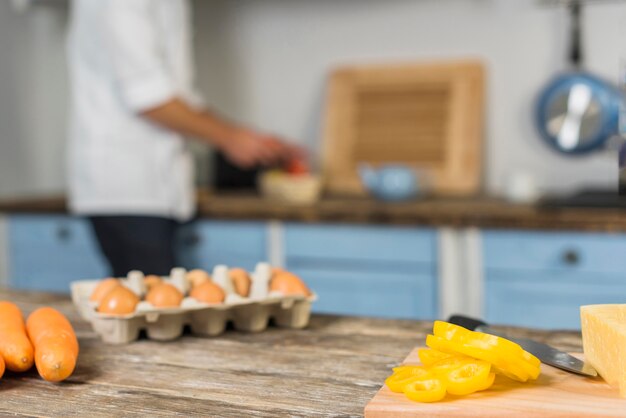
left=0, top=301, right=34, bottom=372
left=26, top=307, right=79, bottom=382
left=0, top=354, right=5, bottom=379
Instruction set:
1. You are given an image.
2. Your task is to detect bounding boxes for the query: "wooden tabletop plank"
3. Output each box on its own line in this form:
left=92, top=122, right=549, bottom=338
left=0, top=289, right=583, bottom=417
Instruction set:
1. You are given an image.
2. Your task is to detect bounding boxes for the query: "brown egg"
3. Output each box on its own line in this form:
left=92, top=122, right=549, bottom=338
left=98, top=285, right=139, bottom=315
left=190, top=281, right=225, bottom=304
left=229, top=268, right=251, bottom=297
left=145, top=283, right=184, bottom=308
left=90, top=278, right=120, bottom=303
left=144, top=275, right=163, bottom=290
left=186, top=269, right=211, bottom=288
left=272, top=267, right=285, bottom=276
left=270, top=272, right=311, bottom=297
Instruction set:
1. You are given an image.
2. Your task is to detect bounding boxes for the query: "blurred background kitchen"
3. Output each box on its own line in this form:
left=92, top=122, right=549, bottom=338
left=2, top=0, right=626, bottom=330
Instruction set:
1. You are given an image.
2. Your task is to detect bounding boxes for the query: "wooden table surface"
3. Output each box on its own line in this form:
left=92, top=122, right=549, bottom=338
left=0, top=289, right=584, bottom=418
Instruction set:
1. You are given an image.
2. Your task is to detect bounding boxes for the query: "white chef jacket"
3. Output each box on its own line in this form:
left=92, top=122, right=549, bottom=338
left=67, top=0, right=203, bottom=221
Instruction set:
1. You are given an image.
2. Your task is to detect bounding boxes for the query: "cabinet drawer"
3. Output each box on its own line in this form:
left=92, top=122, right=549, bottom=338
left=483, top=231, right=626, bottom=275
left=288, top=267, right=437, bottom=320
left=177, top=221, right=267, bottom=272
left=8, top=215, right=108, bottom=293
left=485, top=272, right=626, bottom=329
left=9, top=215, right=99, bottom=247
left=285, top=224, right=436, bottom=266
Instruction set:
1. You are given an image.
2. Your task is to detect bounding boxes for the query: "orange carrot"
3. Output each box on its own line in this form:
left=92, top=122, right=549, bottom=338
left=0, top=354, right=5, bottom=379
left=26, top=307, right=79, bottom=382
left=0, top=301, right=34, bottom=372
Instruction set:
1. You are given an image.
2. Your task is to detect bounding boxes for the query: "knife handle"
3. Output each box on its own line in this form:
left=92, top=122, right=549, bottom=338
left=447, top=314, right=488, bottom=331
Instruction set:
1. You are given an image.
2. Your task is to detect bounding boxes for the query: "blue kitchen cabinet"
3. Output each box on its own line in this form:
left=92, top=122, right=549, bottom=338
left=483, top=231, right=626, bottom=329
left=284, top=224, right=438, bottom=319
left=177, top=220, right=268, bottom=272
left=6, top=216, right=267, bottom=293
left=7, top=215, right=108, bottom=293
left=289, top=267, right=436, bottom=319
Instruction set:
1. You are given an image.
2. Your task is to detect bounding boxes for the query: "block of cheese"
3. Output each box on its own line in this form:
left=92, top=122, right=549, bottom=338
left=581, top=304, right=626, bottom=398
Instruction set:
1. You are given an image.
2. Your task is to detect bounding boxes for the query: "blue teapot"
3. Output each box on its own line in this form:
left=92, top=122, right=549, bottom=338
left=359, top=164, right=420, bottom=201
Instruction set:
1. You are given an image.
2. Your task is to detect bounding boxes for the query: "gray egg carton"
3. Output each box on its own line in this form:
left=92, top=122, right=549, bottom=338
left=70, top=263, right=317, bottom=344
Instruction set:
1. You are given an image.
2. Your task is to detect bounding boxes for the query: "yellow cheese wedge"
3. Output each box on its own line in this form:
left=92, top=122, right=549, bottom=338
left=581, top=304, right=626, bottom=397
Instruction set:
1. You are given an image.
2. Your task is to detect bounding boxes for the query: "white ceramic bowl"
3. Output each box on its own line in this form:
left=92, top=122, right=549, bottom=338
left=259, top=172, right=322, bottom=205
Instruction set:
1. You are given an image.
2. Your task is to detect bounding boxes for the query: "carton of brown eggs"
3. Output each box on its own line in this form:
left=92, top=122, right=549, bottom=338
left=70, top=263, right=317, bottom=344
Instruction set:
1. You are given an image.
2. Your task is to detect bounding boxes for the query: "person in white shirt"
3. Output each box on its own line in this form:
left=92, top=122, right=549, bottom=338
left=67, top=0, right=300, bottom=277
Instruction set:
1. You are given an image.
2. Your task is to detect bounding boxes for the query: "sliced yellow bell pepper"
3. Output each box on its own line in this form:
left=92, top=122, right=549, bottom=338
left=428, top=322, right=541, bottom=382
left=477, top=372, right=496, bottom=391
left=403, top=377, right=447, bottom=403
left=457, top=340, right=532, bottom=382
left=385, top=358, right=497, bottom=402
left=441, top=361, right=492, bottom=396
left=392, top=364, right=423, bottom=374
left=383, top=321, right=540, bottom=403
left=433, top=321, right=540, bottom=368
left=428, top=355, right=475, bottom=375
left=417, top=348, right=452, bottom=366
left=385, top=366, right=432, bottom=393
left=426, top=333, right=531, bottom=382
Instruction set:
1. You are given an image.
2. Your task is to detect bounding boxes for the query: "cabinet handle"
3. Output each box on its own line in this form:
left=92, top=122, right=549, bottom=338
left=184, top=233, right=201, bottom=246
left=562, top=249, right=580, bottom=266
left=57, top=226, right=71, bottom=242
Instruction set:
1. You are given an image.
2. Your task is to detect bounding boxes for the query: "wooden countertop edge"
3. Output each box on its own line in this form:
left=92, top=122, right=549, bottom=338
left=1, top=193, right=626, bottom=232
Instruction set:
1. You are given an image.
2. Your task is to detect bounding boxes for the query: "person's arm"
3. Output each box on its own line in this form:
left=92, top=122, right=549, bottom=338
left=141, top=98, right=298, bottom=168
left=103, top=0, right=301, bottom=168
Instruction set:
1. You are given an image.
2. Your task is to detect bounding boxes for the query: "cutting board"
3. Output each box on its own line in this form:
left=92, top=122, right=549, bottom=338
left=322, top=60, right=484, bottom=196
left=364, top=348, right=626, bottom=418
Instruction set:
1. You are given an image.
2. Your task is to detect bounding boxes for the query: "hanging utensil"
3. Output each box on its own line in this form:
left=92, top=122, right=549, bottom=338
left=535, top=0, right=622, bottom=155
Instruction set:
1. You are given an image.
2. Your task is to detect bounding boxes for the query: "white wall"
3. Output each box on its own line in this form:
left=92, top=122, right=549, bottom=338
left=0, top=215, right=8, bottom=286
left=0, top=0, right=69, bottom=198
left=1, top=0, right=625, bottom=198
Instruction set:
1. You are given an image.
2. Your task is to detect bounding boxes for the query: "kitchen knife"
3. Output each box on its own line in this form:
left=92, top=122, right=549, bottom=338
left=447, top=314, right=597, bottom=377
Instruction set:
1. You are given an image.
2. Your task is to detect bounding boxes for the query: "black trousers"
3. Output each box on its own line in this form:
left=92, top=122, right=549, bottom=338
left=89, top=216, right=178, bottom=278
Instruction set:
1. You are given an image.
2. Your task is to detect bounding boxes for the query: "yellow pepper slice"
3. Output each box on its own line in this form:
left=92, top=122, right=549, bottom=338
left=384, top=321, right=542, bottom=404
left=417, top=348, right=452, bottom=366
left=441, top=361, right=492, bottom=396
left=403, top=377, right=447, bottom=403
left=433, top=321, right=540, bottom=370
left=428, top=356, right=474, bottom=375
left=392, top=364, right=423, bottom=374
left=521, top=350, right=541, bottom=368
left=478, top=372, right=496, bottom=391
left=429, top=322, right=541, bottom=382
left=459, top=343, right=531, bottom=382
left=426, top=334, right=531, bottom=382
left=385, top=366, right=432, bottom=393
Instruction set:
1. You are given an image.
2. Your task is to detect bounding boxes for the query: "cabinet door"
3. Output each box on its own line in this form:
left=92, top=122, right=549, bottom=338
left=285, top=224, right=437, bottom=319
left=285, top=224, right=435, bottom=265
left=486, top=272, right=626, bottom=329
left=177, top=221, right=268, bottom=272
left=484, top=231, right=626, bottom=274
left=8, top=215, right=108, bottom=293
left=483, top=231, right=626, bottom=329
left=290, top=267, right=436, bottom=319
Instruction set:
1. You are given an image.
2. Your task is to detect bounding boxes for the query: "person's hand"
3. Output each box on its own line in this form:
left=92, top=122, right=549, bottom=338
left=222, top=127, right=305, bottom=169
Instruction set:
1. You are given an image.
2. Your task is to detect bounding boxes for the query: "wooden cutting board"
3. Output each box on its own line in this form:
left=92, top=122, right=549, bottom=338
left=364, top=348, right=626, bottom=418
left=322, top=60, right=484, bottom=197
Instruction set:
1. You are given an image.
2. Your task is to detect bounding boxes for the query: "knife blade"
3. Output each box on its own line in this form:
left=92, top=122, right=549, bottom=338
left=447, top=314, right=597, bottom=377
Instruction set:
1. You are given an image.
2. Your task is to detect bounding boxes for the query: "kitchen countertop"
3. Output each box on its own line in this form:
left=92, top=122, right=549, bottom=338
left=2, top=190, right=626, bottom=232
left=0, top=289, right=583, bottom=417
